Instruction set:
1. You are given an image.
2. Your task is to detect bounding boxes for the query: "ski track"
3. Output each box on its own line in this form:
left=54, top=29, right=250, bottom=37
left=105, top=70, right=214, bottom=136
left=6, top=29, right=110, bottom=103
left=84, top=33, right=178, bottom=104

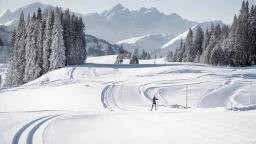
left=27, top=115, right=61, bottom=144
left=12, top=116, right=52, bottom=144
left=12, top=115, right=61, bottom=144
left=199, top=79, right=247, bottom=108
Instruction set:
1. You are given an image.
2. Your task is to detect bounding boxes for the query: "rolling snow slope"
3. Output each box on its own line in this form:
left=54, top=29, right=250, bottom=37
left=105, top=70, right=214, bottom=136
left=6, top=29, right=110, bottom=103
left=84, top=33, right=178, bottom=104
left=1, top=55, right=256, bottom=112
left=1, top=56, right=256, bottom=144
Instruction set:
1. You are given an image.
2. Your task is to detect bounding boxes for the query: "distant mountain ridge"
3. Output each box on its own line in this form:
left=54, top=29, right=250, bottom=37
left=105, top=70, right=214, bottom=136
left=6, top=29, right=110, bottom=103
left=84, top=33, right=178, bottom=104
left=0, top=2, right=198, bottom=43
left=84, top=3, right=198, bottom=42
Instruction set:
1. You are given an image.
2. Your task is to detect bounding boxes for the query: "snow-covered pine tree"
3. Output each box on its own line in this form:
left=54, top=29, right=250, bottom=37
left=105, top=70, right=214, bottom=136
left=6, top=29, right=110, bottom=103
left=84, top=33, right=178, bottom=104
left=146, top=52, right=151, bottom=60
left=204, top=24, right=222, bottom=64
left=234, top=0, right=250, bottom=66
left=106, top=45, right=112, bottom=55
left=246, top=4, right=256, bottom=65
left=183, top=28, right=195, bottom=62
left=173, top=48, right=178, bottom=62
left=4, top=29, right=16, bottom=86
left=221, top=25, right=230, bottom=39
left=129, top=48, right=139, bottom=64
left=69, top=14, right=77, bottom=65
left=165, top=50, right=173, bottom=62
left=42, top=10, right=54, bottom=73
left=139, top=49, right=147, bottom=59
left=24, top=13, right=37, bottom=83
left=14, top=11, right=26, bottom=85
left=210, top=44, right=225, bottom=66
left=115, top=44, right=125, bottom=64
left=50, top=7, right=66, bottom=70
left=63, top=9, right=72, bottom=65
left=200, top=29, right=210, bottom=63
left=36, top=8, right=44, bottom=77
left=193, top=25, right=204, bottom=63
left=76, top=17, right=87, bottom=64
left=177, top=39, right=185, bottom=62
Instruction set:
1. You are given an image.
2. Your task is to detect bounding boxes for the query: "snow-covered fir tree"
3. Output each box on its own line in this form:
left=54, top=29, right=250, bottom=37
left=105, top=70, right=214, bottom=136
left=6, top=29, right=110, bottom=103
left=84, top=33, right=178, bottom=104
left=105, top=45, right=112, bottom=55
left=176, top=39, right=185, bottom=62
left=5, top=29, right=16, bottom=86
left=50, top=7, right=66, bottom=70
left=14, top=12, right=26, bottom=85
left=193, top=25, right=204, bottom=63
left=115, top=44, right=125, bottom=64
left=140, top=49, right=147, bottom=59
left=129, top=48, right=139, bottom=64
left=165, top=50, right=173, bottom=62
left=42, top=10, right=54, bottom=73
left=183, top=28, right=194, bottom=62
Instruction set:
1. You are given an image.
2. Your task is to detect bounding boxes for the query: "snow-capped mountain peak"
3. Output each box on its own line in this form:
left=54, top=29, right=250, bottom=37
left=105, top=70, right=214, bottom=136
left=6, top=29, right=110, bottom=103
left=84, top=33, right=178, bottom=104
left=112, top=3, right=126, bottom=11
left=100, top=3, right=129, bottom=18
left=139, top=7, right=159, bottom=14
left=0, top=9, right=11, bottom=18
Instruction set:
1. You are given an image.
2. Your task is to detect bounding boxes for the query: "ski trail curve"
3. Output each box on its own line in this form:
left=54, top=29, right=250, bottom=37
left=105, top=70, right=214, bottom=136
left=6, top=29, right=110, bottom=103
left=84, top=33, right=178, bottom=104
left=102, top=85, right=151, bottom=111
left=12, top=115, right=53, bottom=144
left=26, top=115, right=61, bottom=144
left=199, top=79, right=246, bottom=108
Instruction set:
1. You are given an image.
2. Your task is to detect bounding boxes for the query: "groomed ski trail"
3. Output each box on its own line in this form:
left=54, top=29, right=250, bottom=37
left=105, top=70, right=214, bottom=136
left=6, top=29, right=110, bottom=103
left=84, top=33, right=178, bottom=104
left=12, top=115, right=61, bottom=144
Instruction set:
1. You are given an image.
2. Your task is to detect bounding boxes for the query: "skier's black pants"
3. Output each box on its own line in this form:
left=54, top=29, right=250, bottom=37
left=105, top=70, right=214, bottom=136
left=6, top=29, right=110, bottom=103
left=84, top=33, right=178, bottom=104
left=151, top=102, right=157, bottom=110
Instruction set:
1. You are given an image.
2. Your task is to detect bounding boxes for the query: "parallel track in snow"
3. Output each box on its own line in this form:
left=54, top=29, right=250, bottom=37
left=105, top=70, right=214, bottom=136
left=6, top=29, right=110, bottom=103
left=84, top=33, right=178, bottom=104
left=12, top=115, right=61, bottom=144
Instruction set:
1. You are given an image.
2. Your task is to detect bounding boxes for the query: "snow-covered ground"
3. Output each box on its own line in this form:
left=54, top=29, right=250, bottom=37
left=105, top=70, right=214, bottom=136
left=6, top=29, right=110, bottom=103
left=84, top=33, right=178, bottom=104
left=1, top=55, right=256, bottom=144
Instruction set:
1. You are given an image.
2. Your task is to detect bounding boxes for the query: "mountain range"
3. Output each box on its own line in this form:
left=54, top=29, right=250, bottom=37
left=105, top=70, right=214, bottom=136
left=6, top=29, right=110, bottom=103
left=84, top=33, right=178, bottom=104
left=0, top=2, right=225, bottom=57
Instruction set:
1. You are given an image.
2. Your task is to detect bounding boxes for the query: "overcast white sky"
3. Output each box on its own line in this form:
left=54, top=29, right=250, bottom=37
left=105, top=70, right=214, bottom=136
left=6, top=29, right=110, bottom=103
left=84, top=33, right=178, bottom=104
left=0, top=0, right=256, bottom=24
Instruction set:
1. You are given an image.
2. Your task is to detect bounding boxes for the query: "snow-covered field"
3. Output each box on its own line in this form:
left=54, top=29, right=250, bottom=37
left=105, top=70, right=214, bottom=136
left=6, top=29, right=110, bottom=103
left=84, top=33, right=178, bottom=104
left=1, top=55, right=256, bottom=144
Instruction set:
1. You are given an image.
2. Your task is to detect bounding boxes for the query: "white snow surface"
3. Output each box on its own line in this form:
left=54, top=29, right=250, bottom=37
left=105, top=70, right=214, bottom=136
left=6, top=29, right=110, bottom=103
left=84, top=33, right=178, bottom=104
left=1, top=55, right=256, bottom=144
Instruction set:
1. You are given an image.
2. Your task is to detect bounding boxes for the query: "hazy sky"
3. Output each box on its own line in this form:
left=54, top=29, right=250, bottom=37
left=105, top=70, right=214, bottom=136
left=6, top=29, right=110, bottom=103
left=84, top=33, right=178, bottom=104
left=1, top=0, right=256, bottom=24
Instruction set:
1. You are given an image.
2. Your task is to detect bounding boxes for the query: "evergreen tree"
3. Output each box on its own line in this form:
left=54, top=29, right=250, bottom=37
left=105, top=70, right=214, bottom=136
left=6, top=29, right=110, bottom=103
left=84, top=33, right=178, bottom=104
left=106, top=45, right=112, bottom=55
left=173, top=48, right=178, bottom=62
left=76, top=17, right=87, bottom=64
left=69, top=14, right=77, bottom=65
left=146, top=52, right=151, bottom=60
left=193, top=25, right=204, bottom=63
left=5, top=29, right=16, bottom=86
left=247, top=4, right=256, bottom=64
left=14, top=11, right=26, bottom=85
left=115, top=44, right=125, bottom=64
left=183, top=28, right=194, bottom=62
left=177, top=39, right=185, bottom=62
left=204, top=24, right=222, bottom=64
left=210, top=44, right=225, bottom=66
left=234, top=0, right=250, bottom=66
left=129, top=48, right=139, bottom=64
left=63, top=9, right=72, bottom=65
left=165, top=50, right=173, bottom=62
left=42, top=10, right=54, bottom=73
left=50, top=7, right=66, bottom=70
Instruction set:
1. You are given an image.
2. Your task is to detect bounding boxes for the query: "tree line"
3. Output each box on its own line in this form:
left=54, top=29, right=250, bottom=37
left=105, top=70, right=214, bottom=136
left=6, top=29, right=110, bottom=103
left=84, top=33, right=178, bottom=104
left=5, top=7, right=87, bottom=86
left=166, top=1, right=256, bottom=67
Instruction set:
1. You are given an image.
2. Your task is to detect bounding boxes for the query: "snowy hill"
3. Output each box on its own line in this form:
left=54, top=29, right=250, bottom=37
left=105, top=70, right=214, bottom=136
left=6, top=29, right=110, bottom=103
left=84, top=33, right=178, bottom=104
left=116, top=34, right=174, bottom=54
left=1, top=55, right=256, bottom=112
left=1, top=55, right=256, bottom=144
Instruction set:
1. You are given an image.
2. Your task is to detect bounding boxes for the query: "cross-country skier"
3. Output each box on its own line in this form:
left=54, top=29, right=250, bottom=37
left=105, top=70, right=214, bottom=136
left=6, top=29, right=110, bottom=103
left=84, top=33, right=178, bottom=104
left=151, top=95, right=158, bottom=111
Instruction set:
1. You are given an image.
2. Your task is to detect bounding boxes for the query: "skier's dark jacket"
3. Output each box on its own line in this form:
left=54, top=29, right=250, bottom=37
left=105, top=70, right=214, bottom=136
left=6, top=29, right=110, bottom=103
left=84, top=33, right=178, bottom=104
left=153, top=96, right=158, bottom=104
